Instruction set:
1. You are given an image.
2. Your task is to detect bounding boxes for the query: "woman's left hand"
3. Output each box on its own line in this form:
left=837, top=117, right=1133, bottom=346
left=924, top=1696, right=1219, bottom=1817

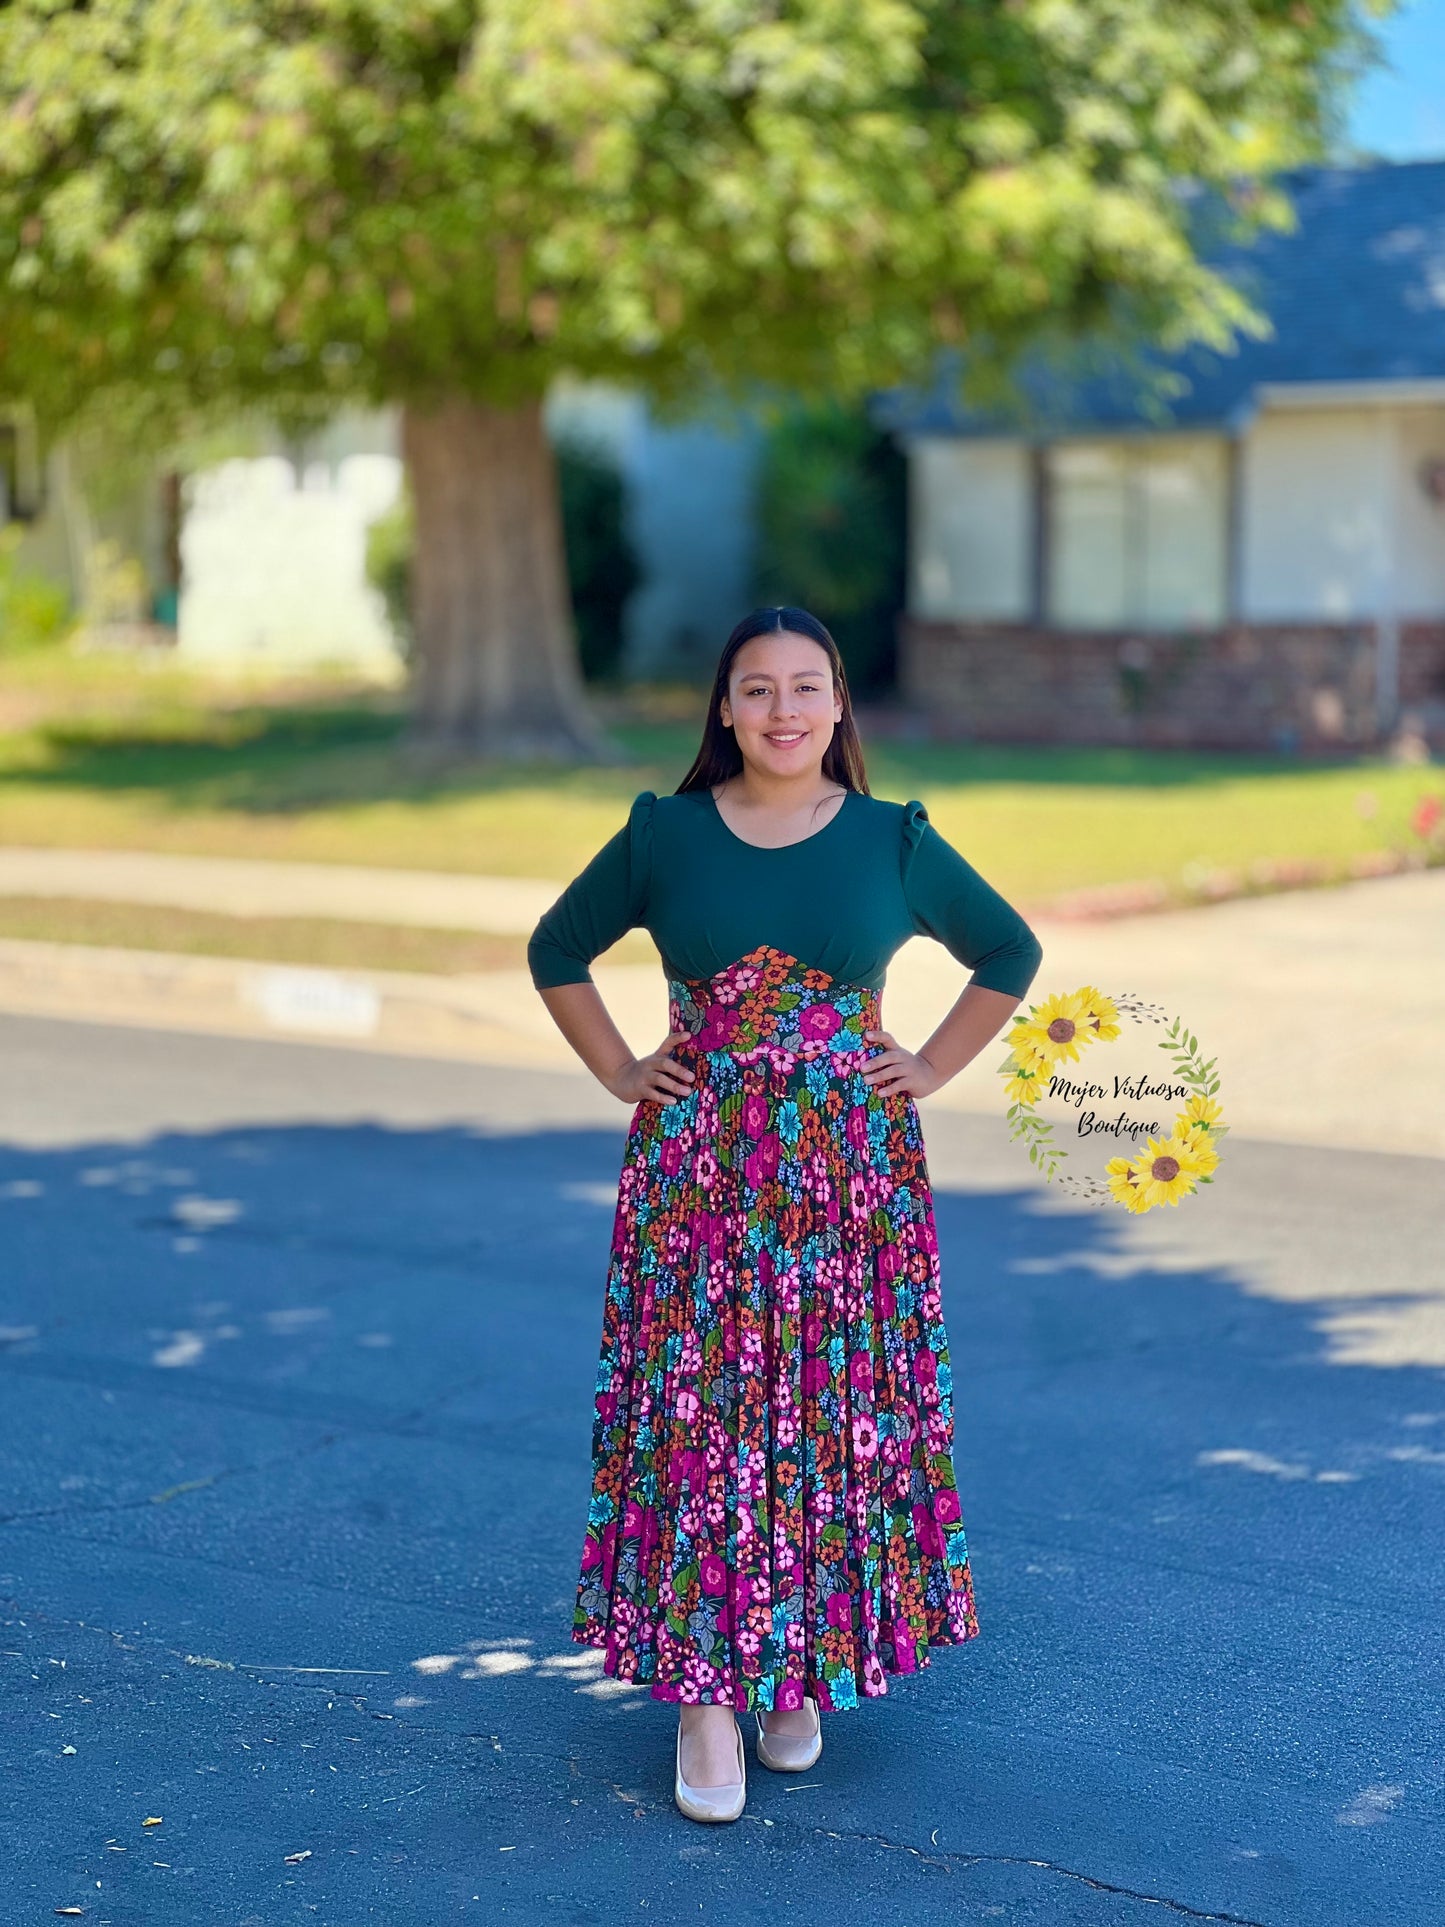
left=862, top=1028, right=945, bottom=1100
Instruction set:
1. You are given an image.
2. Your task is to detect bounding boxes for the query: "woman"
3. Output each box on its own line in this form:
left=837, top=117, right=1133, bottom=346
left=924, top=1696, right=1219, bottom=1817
left=527, top=606, right=1043, bottom=1823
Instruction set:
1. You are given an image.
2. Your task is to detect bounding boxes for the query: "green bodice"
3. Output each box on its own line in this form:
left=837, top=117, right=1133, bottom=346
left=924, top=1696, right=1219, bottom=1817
left=527, top=786, right=1043, bottom=999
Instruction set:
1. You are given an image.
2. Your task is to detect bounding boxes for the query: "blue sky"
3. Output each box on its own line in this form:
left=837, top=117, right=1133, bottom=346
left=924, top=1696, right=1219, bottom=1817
left=1346, top=0, right=1445, bottom=158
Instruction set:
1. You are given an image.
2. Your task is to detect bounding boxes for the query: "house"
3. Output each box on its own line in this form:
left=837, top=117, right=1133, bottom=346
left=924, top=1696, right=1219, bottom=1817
left=880, top=159, right=1445, bottom=754
left=544, top=380, right=763, bottom=678
left=175, top=410, right=403, bottom=673
left=171, top=383, right=760, bottom=676
left=3, top=405, right=421, bottom=671
left=3, top=384, right=758, bottom=682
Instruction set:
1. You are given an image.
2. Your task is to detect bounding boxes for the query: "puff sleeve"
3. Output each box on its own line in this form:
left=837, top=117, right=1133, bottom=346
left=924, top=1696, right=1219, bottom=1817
left=527, top=790, right=656, bottom=989
left=900, top=800, right=1043, bottom=999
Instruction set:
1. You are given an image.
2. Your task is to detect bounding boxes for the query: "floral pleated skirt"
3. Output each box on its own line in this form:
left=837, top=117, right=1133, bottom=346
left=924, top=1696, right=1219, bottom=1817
left=572, top=944, right=979, bottom=1711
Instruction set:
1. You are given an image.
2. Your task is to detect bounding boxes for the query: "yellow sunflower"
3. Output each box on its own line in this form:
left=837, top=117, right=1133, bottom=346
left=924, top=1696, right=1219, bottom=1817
left=1183, top=1093, right=1224, bottom=1131
left=1000, top=1021, right=1052, bottom=1088
left=1130, top=1131, right=1207, bottom=1209
left=1011, top=989, right=1094, bottom=1069
left=1105, top=1154, right=1149, bottom=1211
left=1076, top=986, right=1122, bottom=1043
left=1007, top=1020, right=1050, bottom=1064
left=1175, top=1122, right=1220, bottom=1176
left=1017, top=1041, right=1055, bottom=1083
left=1004, top=1060, right=1048, bottom=1106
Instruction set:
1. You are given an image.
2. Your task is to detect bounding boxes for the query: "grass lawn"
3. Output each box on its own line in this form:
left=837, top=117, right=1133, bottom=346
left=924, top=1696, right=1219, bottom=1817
left=0, top=897, right=650, bottom=975
left=0, top=649, right=1440, bottom=908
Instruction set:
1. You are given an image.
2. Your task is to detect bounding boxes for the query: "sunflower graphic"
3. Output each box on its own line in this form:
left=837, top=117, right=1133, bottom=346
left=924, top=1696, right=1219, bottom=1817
left=1011, top=989, right=1094, bottom=1070
left=1175, top=1122, right=1220, bottom=1176
left=1004, top=1060, right=1049, bottom=1106
left=1105, top=1154, right=1149, bottom=1212
left=1130, top=1131, right=1209, bottom=1209
left=1076, top=986, right=1122, bottom=1043
left=1182, top=1093, right=1225, bottom=1132
left=1000, top=985, right=1224, bottom=1213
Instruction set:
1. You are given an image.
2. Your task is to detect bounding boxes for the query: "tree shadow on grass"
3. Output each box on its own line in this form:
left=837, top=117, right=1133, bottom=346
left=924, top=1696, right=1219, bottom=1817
left=16, top=703, right=674, bottom=816
left=1, top=689, right=1352, bottom=819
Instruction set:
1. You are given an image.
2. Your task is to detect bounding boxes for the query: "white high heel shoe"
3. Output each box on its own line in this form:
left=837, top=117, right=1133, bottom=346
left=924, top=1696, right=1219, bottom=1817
left=756, top=1695, right=823, bottom=1772
left=675, top=1715, right=747, bottom=1823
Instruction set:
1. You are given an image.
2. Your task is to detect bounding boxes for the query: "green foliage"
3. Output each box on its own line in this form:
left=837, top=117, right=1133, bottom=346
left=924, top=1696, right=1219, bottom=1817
left=752, top=400, right=906, bottom=695
left=363, top=440, right=640, bottom=679
left=1007, top=1100, right=1067, bottom=1179
left=365, top=492, right=415, bottom=664
left=554, top=436, right=641, bottom=685
left=1160, top=1018, right=1223, bottom=1100
left=0, top=528, right=71, bottom=653
left=0, top=0, right=1384, bottom=438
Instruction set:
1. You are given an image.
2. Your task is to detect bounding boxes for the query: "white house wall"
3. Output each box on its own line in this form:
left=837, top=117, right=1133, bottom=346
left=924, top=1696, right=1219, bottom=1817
left=617, top=409, right=760, bottom=676
left=178, top=450, right=403, bottom=667
left=1396, top=407, right=1445, bottom=613
left=1240, top=403, right=1445, bottom=621
left=545, top=377, right=762, bottom=677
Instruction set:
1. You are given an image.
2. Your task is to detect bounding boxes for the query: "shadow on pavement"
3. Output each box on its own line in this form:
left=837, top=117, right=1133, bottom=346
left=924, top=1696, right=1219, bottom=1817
left=1, top=1116, right=1440, bottom=1927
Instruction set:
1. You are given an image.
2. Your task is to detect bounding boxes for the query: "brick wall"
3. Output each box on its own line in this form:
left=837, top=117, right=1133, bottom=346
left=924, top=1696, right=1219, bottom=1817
left=899, top=619, right=1445, bottom=753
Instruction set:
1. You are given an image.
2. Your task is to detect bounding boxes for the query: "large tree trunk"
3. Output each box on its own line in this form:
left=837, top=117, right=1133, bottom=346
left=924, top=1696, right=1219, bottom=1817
left=400, top=395, right=618, bottom=760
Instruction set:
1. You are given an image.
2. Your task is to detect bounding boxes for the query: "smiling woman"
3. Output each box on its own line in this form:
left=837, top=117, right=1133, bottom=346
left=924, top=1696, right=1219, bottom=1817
left=528, top=605, right=1043, bottom=1821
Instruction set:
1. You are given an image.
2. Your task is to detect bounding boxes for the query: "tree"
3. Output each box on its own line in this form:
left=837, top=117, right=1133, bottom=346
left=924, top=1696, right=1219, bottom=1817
left=753, top=399, right=907, bottom=697
left=0, top=0, right=1381, bottom=756
left=366, top=432, right=641, bottom=681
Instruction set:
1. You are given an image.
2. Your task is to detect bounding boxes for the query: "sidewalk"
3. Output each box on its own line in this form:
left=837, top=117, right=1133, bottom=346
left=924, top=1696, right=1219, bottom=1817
left=0, top=846, right=1439, bottom=1159
left=0, top=845, right=558, bottom=932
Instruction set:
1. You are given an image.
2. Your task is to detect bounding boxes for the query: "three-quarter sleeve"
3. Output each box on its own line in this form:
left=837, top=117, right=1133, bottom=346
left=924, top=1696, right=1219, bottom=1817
left=527, top=790, right=656, bottom=989
left=900, top=800, right=1043, bottom=999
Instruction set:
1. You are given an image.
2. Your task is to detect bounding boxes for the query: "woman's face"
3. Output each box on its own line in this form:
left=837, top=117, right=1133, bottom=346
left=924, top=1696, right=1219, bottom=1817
left=719, top=631, right=843, bottom=779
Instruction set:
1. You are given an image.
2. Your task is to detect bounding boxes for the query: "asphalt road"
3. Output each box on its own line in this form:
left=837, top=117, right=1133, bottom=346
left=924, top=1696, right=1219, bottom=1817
left=1, top=1013, right=1440, bottom=1927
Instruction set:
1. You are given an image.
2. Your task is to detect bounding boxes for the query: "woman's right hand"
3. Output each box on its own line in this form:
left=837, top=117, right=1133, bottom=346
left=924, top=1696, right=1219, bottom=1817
left=604, top=1029, right=697, bottom=1105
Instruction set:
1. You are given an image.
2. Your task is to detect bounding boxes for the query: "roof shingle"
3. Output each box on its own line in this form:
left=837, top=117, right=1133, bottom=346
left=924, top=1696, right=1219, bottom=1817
left=877, top=158, right=1445, bottom=437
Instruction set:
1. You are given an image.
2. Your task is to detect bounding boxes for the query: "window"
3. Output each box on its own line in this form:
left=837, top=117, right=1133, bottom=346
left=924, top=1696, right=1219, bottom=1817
left=1045, top=436, right=1228, bottom=629
left=909, top=438, right=1032, bottom=621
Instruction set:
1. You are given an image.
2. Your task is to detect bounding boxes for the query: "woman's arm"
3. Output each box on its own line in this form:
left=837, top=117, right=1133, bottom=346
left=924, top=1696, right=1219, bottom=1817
left=864, top=983, right=1021, bottom=1099
left=537, top=982, right=697, bottom=1105
left=869, top=801, right=1043, bottom=1096
left=529, top=791, right=693, bottom=1102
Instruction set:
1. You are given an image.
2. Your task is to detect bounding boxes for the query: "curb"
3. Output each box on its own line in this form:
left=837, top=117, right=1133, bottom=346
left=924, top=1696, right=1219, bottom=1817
left=1033, top=844, right=1443, bottom=921
left=0, top=937, right=575, bottom=1071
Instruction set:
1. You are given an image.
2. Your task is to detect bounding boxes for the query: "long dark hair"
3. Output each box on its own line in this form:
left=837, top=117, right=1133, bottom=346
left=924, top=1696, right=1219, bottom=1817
left=674, top=606, right=871, bottom=798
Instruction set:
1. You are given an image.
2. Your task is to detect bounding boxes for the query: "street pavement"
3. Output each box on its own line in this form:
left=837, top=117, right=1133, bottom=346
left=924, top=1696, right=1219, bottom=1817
left=2, top=1012, right=1441, bottom=1927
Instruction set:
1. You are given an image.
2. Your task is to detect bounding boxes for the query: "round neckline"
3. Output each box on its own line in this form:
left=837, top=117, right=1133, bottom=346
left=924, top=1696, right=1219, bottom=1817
left=705, top=784, right=854, bottom=852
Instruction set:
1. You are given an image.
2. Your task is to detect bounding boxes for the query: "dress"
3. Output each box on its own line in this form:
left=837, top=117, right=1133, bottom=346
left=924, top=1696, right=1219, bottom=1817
left=527, top=785, right=1043, bottom=1712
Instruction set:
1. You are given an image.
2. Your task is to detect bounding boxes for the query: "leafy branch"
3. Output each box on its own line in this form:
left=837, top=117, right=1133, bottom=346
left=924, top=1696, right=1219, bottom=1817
left=1160, top=1016, right=1220, bottom=1097
left=1007, top=1102, right=1068, bottom=1180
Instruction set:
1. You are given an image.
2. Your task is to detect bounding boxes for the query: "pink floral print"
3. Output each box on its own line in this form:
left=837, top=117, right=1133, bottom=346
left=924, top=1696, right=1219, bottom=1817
left=573, top=946, right=979, bottom=1710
